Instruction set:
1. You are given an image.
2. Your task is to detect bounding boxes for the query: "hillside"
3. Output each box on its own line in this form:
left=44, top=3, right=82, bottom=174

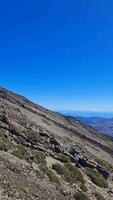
left=0, top=87, right=113, bottom=200
left=76, top=116, right=113, bottom=137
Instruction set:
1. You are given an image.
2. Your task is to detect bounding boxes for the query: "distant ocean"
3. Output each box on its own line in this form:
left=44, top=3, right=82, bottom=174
left=60, top=111, right=113, bottom=118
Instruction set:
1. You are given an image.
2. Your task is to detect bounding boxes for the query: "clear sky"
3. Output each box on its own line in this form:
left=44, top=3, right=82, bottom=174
left=0, top=0, right=113, bottom=111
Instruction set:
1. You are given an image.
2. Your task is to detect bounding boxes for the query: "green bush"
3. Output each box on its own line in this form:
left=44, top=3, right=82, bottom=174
left=58, top=153, right=70, bottom=163
left=52, top=163, right=65, bottom=175
left=52, top=163, right=84, bottom=184
left=95, top=192, right=105, bottom=200
left=21, top=187, right=29, bottom=193
left=24, top=130, right=42, bottom=143
left=12, top=146, right=46, bottom=166
left=63, top=136, right=72, bottom=144
left=37, top=162, right=60, bottom=184
left=31, top=151, right=46, bottom=165
left=80, top=183, right=88, bottom=192
left=74, top=192, right=90, bottom=200
left=86, top=168, right=108, bottom=188
left=0, top=136, right=12, bottom=152
left=0, top=137, right=9, bottom=151
left=65, top=163, right=84, bottom=184
left=12, top=146, right=29, bottom=160
left=46, top=169, right=60, bottom=184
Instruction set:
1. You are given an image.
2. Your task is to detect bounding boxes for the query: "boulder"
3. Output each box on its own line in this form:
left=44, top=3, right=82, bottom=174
left=49, top=138, right=61, bottom=146
left=69, top=148, right=79, bottom=156
left=78, top=157, right=96, bottom=169
left=75, top=162, right=81, bottom=168
left=96, top=165, right=110, bottom=179
left=52, top=145, right=62, bottom=153
left=78, top=158, right=88, bottom=167
left=63, top=151, right=78, bottom=163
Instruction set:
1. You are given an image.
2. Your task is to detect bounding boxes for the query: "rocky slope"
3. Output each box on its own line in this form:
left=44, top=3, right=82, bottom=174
left=0, top=87, right=113, bottom=200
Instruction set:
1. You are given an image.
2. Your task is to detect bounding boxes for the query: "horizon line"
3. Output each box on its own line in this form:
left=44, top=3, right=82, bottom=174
left=56, top=110, right=113, bottom=113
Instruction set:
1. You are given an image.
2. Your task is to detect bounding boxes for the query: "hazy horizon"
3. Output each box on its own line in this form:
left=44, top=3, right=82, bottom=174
left=60, top=110, right=113, bottom=118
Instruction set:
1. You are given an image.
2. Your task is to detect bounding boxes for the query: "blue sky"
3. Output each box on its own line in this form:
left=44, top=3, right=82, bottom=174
left=0, top=0, right=113, bottom=111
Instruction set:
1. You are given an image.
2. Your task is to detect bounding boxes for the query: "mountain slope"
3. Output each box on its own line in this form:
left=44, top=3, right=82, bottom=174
left=76, top=116, right=113, bottom=137
left=0, top=87, right=113, bottom=200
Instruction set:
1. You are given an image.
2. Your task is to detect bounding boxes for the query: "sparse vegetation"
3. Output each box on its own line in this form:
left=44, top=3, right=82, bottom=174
left=0, top=137, right=9, bottom=151
left=52, top=163, right=84, bottom=184
left=37, top=162, right=60, bottom=184
left=31, top=151, right=46, bottom=165
left=74, top=192, right=90, bottom=200
left=63, top=136, right=72, bottom=144
left=86, top=168, right=108, bottom=188
left=65, top=163, right=84, bottom=184
left=12, top=146, right=29, bottom=160
left=95, top=192, right=105, bottom=200
left=58, top=153, right=70, bottom=163
left=23, top=130, right=42, bottom=143
left=52, top=163, right=65, bottom=175
left=42, top=118, right=51, bottom=126
left=0, top=135, right=12, bottom=151
left=80, top=183, right=88, bottom=192
left=46, top=169, right=60, bottom=184
left=74, top=143, right=90, bottom=158
left=74, top=143, right=84, bottom=153
left=22, top=187, right=29, bottom=193
left=12, top=145, right=46, bottom=165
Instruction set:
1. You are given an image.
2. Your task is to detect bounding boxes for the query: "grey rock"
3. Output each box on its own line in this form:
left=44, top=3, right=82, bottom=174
left=78, top=157, right=96, bottom=169
left=49, top=138, right=61, bottom=146
left=96, top=165, right=110, bottom=179
left=52, top=145, right=62, bottom=153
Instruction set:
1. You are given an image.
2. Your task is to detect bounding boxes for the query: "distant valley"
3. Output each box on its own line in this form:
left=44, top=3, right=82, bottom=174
left=62, top=111, right=113, bottom=137
left=76, top=116, right=113, bottom=137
